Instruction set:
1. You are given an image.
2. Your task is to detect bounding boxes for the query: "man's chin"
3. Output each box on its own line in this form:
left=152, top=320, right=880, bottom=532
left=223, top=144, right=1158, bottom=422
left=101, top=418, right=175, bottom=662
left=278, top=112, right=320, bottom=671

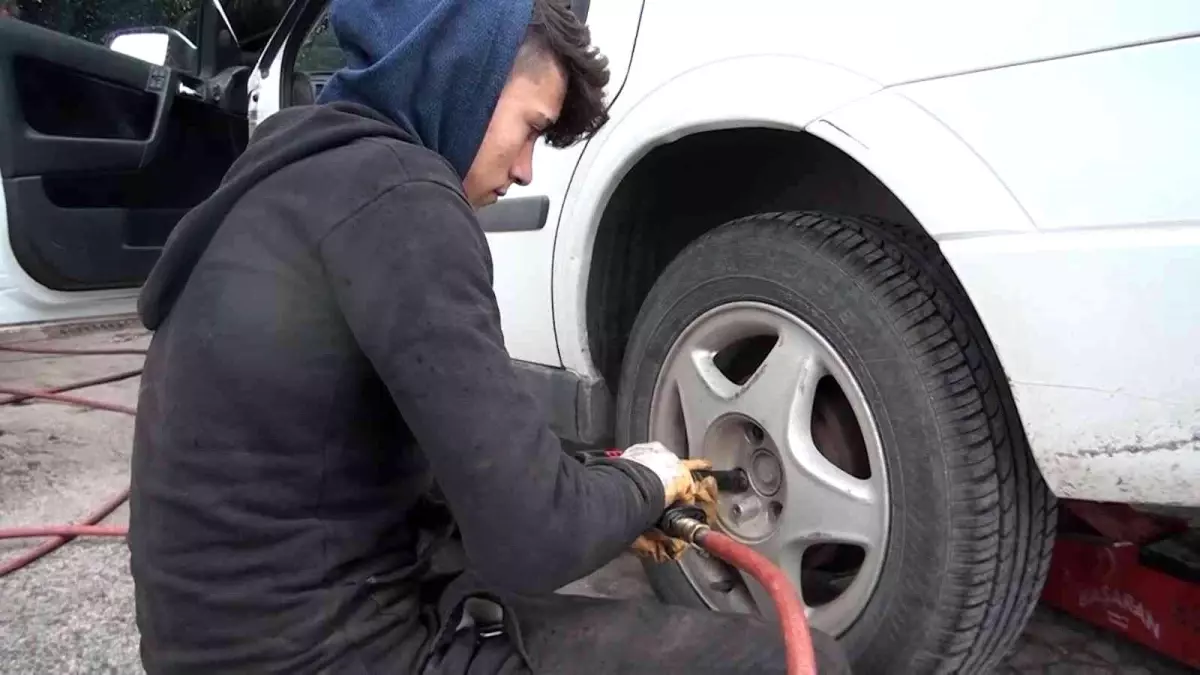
left=478, top=193, right=505, bottom=210
left=467, top=194, right=494, bottom=211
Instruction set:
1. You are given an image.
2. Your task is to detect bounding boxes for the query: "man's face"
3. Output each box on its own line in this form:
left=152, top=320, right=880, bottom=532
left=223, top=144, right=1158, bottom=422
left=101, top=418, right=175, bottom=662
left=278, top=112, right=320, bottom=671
left=463, top=53, right=565, bottom=210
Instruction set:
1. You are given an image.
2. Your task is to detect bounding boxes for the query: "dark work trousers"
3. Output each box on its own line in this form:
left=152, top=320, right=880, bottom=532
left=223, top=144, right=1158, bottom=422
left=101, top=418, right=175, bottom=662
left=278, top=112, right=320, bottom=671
left=421, top=577, right=852, bottom=675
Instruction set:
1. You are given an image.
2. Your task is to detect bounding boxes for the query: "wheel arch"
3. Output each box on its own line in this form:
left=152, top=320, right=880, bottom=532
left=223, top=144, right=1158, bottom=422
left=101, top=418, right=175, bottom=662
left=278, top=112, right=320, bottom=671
left=552, top=54, right=879, bottom=378
left=557, top=83, right=1037, bottom=390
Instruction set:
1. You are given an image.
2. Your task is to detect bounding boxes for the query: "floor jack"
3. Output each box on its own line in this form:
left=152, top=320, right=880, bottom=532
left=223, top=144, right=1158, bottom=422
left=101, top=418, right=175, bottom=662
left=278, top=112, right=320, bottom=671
left=1041, top=500, right=1199, bottom=669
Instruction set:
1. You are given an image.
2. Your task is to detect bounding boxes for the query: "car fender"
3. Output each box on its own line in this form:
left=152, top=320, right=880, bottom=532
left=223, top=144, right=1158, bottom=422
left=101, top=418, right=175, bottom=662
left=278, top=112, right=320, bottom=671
left=553, top=68, right=1039, bottom=377
left=553, top=54, right=881, bottom=378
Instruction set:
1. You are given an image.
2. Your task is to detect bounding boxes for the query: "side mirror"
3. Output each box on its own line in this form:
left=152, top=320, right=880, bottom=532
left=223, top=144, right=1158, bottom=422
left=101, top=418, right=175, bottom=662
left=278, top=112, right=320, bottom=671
left=105, top=27, right=198, bottom=73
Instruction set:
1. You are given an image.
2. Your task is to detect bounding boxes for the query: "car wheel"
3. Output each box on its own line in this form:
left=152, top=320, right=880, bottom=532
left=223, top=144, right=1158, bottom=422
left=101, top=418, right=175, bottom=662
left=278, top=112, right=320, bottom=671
left=614, top=211, right=1057, bottom=673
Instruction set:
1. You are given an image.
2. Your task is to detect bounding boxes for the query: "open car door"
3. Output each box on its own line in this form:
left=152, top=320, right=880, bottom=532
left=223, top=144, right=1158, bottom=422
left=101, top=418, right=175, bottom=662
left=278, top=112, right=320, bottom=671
left=0, top=2, right=288, bottom=327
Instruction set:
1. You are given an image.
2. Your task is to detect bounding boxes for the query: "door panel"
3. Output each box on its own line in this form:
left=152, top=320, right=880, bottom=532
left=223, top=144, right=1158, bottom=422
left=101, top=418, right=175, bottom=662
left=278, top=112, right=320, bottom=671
left=0, top=18, right=246, bottom=291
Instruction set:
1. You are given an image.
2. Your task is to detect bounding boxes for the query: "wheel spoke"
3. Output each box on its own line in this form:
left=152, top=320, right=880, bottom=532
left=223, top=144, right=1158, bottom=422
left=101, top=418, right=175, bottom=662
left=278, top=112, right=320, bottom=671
left=671, top=350, right=739, bottom=453
left=776, top=433, right=884, bottom=551
left=738, top=541, right=805, bottom=620
left=735, top=325, right=823, bottom=444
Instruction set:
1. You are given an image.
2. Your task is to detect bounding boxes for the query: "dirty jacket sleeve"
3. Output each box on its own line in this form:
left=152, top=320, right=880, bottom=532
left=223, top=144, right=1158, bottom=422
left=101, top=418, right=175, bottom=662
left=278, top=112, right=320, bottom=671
left=318, top=178, right=665, bottom=595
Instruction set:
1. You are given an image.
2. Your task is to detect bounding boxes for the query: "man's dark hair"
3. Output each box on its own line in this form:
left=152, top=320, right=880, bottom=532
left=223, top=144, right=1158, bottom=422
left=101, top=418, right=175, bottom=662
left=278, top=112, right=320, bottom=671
left=519, top=0, right=610, bottom=148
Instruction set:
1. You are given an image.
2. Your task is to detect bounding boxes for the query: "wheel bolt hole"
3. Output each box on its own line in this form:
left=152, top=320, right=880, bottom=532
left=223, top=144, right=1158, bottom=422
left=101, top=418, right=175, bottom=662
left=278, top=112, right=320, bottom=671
left=769, top=501, right=783, bottom=520
left=745, top=423, right=765, bottom=446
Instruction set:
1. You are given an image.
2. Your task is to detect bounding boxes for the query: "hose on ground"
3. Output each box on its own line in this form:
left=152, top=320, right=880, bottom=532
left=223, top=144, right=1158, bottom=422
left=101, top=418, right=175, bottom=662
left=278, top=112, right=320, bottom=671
left=0, top=343, right=141, bottom=578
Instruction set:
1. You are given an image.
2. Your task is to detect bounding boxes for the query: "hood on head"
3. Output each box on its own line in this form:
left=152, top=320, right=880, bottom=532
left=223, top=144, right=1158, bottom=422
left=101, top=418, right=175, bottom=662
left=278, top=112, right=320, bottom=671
left=316, top=0, right=535, bottom=178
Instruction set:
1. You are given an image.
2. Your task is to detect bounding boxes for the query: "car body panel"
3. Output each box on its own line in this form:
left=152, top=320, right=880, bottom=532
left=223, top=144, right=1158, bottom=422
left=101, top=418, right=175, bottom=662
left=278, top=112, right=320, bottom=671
left=548, top=2, right=1200, bottom=506
left=628, top=0, right=1200, bottom=88
left=811, top=79, right=1200, bottom=505
left=889, top=37, right=1200, bottom=505
left=3, top=1, right=1198, bottom=506
left=899, top=36, right=1200, bottom=233
left=939, top=227, right=1200, bottom=505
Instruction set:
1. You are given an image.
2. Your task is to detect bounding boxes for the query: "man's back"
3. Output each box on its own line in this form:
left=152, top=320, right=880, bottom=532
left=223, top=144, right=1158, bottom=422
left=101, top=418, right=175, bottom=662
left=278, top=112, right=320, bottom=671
left=129, top=103, right=464, bottom=673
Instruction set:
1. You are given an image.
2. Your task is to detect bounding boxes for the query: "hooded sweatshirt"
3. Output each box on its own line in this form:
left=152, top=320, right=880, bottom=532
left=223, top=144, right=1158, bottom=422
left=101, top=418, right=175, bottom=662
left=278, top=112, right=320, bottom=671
left=128, top=1, right=664, bottom=673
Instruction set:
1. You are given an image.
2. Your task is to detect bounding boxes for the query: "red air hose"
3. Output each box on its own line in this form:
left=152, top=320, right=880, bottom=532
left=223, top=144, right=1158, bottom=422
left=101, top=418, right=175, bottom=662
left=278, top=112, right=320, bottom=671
left=656, top=506, right=817, bottom=675
left=0, top=343, right=141, bottom=578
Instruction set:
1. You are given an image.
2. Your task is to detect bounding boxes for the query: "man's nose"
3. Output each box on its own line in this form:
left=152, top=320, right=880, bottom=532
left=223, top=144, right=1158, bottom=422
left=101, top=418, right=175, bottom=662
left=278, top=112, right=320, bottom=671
left=511, top=142, right=535, bottom=187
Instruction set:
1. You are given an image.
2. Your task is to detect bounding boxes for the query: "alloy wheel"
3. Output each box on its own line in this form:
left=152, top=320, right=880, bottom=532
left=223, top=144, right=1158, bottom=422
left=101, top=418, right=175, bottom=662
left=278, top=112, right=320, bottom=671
left=648, top=301, right=890, bottom=637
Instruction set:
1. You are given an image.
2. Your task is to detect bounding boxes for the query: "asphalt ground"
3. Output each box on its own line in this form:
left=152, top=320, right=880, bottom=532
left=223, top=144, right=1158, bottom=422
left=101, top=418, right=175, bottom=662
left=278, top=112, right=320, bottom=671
left=0, top=326, right=1193, bottom=674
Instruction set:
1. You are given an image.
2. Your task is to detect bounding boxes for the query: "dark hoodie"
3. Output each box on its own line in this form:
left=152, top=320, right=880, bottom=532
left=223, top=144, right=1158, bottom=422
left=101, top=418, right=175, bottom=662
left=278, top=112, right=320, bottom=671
left=128, top=1, right=663, bottom=673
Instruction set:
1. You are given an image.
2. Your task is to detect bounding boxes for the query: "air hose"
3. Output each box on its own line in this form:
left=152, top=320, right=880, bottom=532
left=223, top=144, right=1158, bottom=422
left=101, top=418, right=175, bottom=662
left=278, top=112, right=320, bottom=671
left=660, top=505, right=817, bottom=675
left=0, top=343, right=141, bottom=578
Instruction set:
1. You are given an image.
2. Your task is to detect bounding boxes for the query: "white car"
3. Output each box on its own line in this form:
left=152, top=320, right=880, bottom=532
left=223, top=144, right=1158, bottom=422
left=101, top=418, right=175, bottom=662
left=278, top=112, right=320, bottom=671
left=2, top=1, right=1198, bottom=672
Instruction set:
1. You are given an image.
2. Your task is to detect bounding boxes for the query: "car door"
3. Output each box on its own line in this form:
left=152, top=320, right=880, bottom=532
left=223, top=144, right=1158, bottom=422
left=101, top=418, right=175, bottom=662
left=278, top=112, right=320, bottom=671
left=0, top=1, right=285, bottom=327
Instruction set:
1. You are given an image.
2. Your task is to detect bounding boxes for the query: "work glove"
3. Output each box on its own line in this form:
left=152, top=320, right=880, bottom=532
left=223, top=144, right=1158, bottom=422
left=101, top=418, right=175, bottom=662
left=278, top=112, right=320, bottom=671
left=629, top=474, right=720, bottom=563
left=618, top=441, right=712, bottom=507
left=618, top=442, right=720, bottom=563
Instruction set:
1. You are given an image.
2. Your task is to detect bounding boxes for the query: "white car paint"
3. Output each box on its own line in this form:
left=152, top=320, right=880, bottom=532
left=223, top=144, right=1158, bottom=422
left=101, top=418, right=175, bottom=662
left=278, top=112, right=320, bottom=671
left=811, top=79, right=1200, bottom=504
left=891, top=35, right=1200, bottom=504
left=900, top=36, right=1200, bottom=233
left=3, top=0, right=1198, bottom=506
left=939, top=227, right=1200, bottom=505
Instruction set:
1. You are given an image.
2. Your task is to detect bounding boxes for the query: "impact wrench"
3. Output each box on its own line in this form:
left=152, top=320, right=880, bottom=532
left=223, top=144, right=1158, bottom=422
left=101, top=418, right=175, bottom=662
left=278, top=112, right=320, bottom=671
left=582, top=450, right=818, bottom=675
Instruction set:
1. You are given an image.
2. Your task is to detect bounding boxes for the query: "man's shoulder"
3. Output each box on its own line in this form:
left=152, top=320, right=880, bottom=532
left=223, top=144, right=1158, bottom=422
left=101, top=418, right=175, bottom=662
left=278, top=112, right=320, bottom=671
left=268, top=124, right=469, bottom=237
left=355, top=136, right=464, bottom=195
left=294, top=135, right=458, bottom=190
left=254, top=101, right=462, bottom=193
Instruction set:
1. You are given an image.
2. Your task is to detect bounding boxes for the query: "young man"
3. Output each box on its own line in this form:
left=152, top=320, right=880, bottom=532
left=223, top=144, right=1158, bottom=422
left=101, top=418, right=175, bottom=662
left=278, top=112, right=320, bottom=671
left=129, top=0, right=848, bottom=673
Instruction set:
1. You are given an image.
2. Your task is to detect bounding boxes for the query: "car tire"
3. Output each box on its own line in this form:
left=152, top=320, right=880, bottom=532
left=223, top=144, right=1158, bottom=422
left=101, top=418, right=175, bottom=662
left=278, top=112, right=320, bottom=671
left=614, top=211, right=1057, bottom=674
